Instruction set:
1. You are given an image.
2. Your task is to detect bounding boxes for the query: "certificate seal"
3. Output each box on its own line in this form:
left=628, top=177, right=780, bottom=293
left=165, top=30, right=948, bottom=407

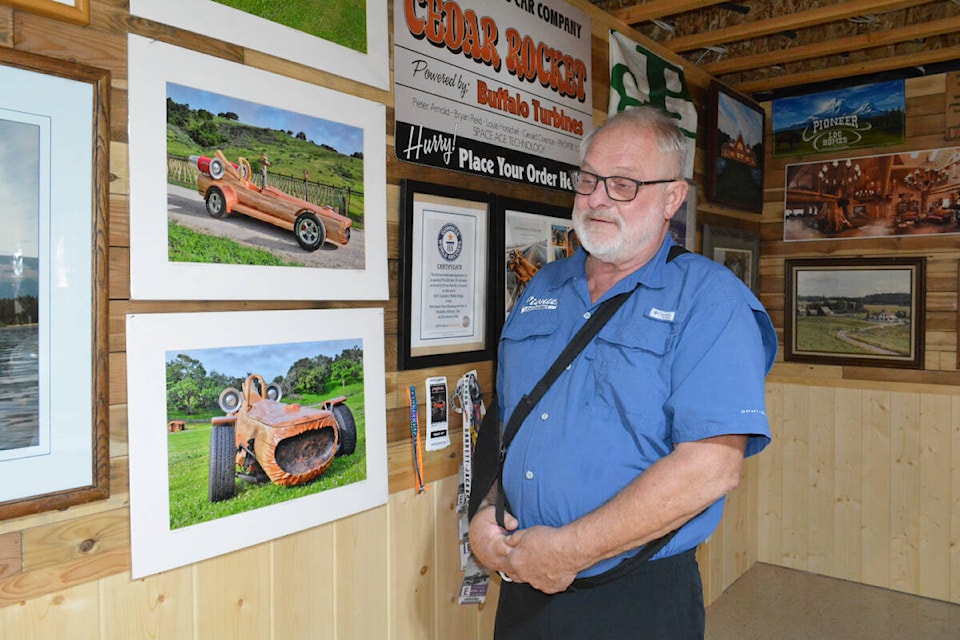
left=437, top=223, right=463, bottom=261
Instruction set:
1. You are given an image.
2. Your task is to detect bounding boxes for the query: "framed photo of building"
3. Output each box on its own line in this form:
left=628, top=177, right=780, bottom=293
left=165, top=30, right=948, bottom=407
left=706, top=82, right=766, bottom=213
left=784, top=257, right=925, bottom=369
left=0, top=49, right=109, bottom=519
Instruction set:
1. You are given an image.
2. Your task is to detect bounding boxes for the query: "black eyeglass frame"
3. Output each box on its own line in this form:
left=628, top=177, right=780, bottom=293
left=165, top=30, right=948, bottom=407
left=568, top=169, right=678, bottom=202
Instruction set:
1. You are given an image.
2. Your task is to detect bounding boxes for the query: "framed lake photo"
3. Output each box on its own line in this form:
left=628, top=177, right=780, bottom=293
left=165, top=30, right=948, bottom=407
left=707, top=82, right=766, bottom=213
left=784, top=257, right=925, bottom=369
left=127, top=35, right=387, bottom=301
left=126, top=308, right=388, bottom=578
left=0, top=49, right=109, bottom=520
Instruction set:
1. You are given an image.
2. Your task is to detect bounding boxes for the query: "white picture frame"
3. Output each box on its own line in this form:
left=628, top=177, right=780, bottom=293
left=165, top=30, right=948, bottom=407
left=129, top=0, right=389, bottom=90
left=126, top=308, right=388, bottom=578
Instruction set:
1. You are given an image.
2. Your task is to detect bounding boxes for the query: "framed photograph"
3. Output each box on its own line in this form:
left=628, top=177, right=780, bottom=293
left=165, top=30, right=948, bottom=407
left=398, top=180, right=495, bottom=370
left=783, top=145, right=960, bottom=242
left=702, top=224, right=759, bottom=293
left=784, top=257, right=925, bottom=369
left=128, top=0, right=388, bottom=90
left=0, top=49, right=109, bottom=519
left=127, top=35, right=387, bottom=301
left=1, top=0, right=89, bottom=25
left=126, top=308, right=388, bottom=578
left=496, top=197, right=574, bottom=326
left=706, top=81, right=766, bottom=213
left=670, top=183, right=698, bottom=252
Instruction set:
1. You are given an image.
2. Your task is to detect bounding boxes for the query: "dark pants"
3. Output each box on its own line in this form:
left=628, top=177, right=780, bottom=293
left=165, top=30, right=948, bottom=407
left=494, top=549, right=704, bottom=640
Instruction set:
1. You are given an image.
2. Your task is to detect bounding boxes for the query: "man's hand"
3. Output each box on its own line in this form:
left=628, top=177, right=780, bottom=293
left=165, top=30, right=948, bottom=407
left=502, top=525, right=581, bottom=594
left=468, top=504, right=519, bottom=575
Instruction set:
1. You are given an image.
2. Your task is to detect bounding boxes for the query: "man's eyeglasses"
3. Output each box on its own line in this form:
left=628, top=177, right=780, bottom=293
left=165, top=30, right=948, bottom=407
left=569, top=169, right=678, bottom=202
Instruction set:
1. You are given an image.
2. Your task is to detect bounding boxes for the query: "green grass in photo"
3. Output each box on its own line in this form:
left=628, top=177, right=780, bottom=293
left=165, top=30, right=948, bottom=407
left=796, top=315, right=910, bottom=356
left=212, top=0, right=367, bottom=53
left=168, top=220, right=306, bottom=267
left=167, top=383, right=367, bottom=529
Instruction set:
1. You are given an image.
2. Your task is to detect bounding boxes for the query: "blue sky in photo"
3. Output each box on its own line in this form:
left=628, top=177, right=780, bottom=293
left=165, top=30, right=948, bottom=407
left=0, top=119, right=40, bottom=257
left=717, top=91, right=763, bottom=148
left=168, top=339, right=364, bottom=383
left=797, top=269, right=911, bottom=298
left=773, top=80, right=906, bottom=133
left=167, top=83, right=364, bottom=156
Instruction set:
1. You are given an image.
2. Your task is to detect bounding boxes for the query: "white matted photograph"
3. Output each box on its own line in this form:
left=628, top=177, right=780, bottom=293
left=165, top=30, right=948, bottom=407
left=127, top=35, right=387, bottom=301
left=126, top=308, right=388, bottom=578
left=128, top=0, right=388, bottom=90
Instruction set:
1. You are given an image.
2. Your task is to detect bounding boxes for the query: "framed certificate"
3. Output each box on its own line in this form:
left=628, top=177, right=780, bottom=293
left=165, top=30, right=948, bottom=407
left=398, top=180, right=495, bottom=370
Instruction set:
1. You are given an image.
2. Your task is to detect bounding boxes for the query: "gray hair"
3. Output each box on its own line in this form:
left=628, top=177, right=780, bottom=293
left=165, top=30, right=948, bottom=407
left=579, top=106, right=687, bottom=176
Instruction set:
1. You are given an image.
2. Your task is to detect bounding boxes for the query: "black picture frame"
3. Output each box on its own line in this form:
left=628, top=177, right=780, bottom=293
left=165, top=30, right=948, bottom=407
left=702, top=224, right=759, bottom=293
left=398, top=180, right=497, bottom=370
left=706, top=81, right=766, bottom=213
left=784, top=257, right=925, bottom=369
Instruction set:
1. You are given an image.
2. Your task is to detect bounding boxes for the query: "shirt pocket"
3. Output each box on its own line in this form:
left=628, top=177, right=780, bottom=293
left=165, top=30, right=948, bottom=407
left=588, top=315, right=676, bottom=423
left=499, top=314, right=562, bottom=413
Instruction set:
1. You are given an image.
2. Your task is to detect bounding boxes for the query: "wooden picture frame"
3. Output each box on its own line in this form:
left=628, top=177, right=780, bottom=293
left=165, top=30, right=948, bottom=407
left=706, top=81, right=766, bottom=213
left=702, top=224, right=759, bottom=293
left=0, top=49, right=109, bottom=519
left=784, top=257, right=925, bottom=369
left=495, top=196, right=573, bottom=330
left=398, top=180, right=496, bottom=370
left=2, top=0, right=89, bottom=25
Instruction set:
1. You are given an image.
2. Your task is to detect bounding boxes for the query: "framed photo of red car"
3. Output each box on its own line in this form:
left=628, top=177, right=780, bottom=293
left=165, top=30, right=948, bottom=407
left=1, top=0, right=89, bottom=25
left=128, top=0, right=388, bottom=90
left=706, top=82, right=766, bottom=213
left=0, top=49, right=109, bottom=520
left=784, top=257, right=925, bottom=369
left=398, top=180, right=496, bottom=370
left=126, top=308, right=388, bottom=578
left=127, top=35, right=387, bottom=301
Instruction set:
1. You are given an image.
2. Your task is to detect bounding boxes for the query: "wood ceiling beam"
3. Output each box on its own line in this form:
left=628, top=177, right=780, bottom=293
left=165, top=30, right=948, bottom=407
left=702, top=14, right=960, bottom=75
left=731, top=43, right=960, bottom=95
left=611, top=0, right=730, bottom=26
left=662, top=0, right=935, bottom=53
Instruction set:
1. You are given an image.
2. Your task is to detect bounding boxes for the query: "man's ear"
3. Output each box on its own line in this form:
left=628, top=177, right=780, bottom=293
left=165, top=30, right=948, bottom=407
left=662, top=180, right=690, bottom=221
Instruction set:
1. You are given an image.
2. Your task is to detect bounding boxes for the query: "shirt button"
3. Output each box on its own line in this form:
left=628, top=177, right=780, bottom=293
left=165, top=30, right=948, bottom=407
left=540, top=412, right=549, bottom=420
left=525, top=471, right=534, bottom=480
left=583, top=311, right=591, bottom=319
left=565, top=364, right=572, bottom=371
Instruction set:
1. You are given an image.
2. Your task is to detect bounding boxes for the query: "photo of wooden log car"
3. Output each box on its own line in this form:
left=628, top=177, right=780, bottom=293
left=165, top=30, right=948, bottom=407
left=208, top=373, right=357, bottom=502
left=191, top=150, right=352, bottom=251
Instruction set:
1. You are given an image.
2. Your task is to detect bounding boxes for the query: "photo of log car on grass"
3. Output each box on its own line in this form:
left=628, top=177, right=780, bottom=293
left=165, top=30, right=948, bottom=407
left=208, top=373, right=357, bottom=503
left=192, top=150, right=353, bottom=252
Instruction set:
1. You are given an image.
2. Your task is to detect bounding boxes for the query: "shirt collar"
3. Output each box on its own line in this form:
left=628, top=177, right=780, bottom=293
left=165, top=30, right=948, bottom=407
left=566, top=235, right=675, bottom=299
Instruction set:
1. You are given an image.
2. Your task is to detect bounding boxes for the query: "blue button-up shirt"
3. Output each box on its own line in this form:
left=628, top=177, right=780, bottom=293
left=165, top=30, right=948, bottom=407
left=497, top=236, right=777, bottom=577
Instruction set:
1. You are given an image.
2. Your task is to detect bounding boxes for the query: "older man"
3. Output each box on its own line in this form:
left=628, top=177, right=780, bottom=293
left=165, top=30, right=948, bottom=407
left=469, top=106, right=777, bottom=639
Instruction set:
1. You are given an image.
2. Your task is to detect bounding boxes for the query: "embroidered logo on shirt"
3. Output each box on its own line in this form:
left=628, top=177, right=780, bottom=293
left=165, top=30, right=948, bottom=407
left=519, top=296, right=559, bottom=313
left=648, top=307, right=675, bottom=322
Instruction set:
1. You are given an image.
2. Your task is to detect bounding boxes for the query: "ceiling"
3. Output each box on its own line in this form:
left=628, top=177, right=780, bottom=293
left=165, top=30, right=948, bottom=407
left=589, top=0, right=960, bottom=101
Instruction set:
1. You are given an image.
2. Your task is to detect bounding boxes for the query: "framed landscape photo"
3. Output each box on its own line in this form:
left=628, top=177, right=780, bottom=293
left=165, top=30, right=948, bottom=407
left=496, top=196, right=574, bottom=326
left=784, top=257, right=925, bottom=369
left=128, top=0, right=388, bottom=90
left=2, top=0, right=89, bottom=25
left=126, top=308, right=388, bottom=578
left=398, top=180, right=495, bottom=370
left=706, top=82, right=766, bottom=213
left=0, top=49, right=109, bottom=519
left=702, top=224, right=759, bottom=293
left=127, top=35, right=387, bottom=301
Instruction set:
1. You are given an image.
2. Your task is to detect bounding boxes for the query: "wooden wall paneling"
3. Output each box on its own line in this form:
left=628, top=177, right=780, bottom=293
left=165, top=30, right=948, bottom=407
left=757, top=383, right=783, bottom=565
left=918, top=393, right=952, bottom=601
left=194, top=544, right=271, bottom=639
left=0, top=580, right=99, bottom=638
left=720, top=468, right=749, bottom=592
left=951, top=396, right=960, bottom=605
left=807, top=386, right=835, bottom=576
left=697, top=519, right=721, bottom=605
left=834, top=386, right=863, bottom=583
left=860, top=389, right=892, bottom=589
left=99, top=566, right=193, bottom=640
left=337, top=505, right=389, bottom=640
left=780, top=384, right=809, bottom=569
left=389, top=486, right=437, bottom=639
left=272, top=522, right=335, bottom=639
left=434, top=474, right=477, bottom=640
left=889, top=392, right=921, bottom=594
